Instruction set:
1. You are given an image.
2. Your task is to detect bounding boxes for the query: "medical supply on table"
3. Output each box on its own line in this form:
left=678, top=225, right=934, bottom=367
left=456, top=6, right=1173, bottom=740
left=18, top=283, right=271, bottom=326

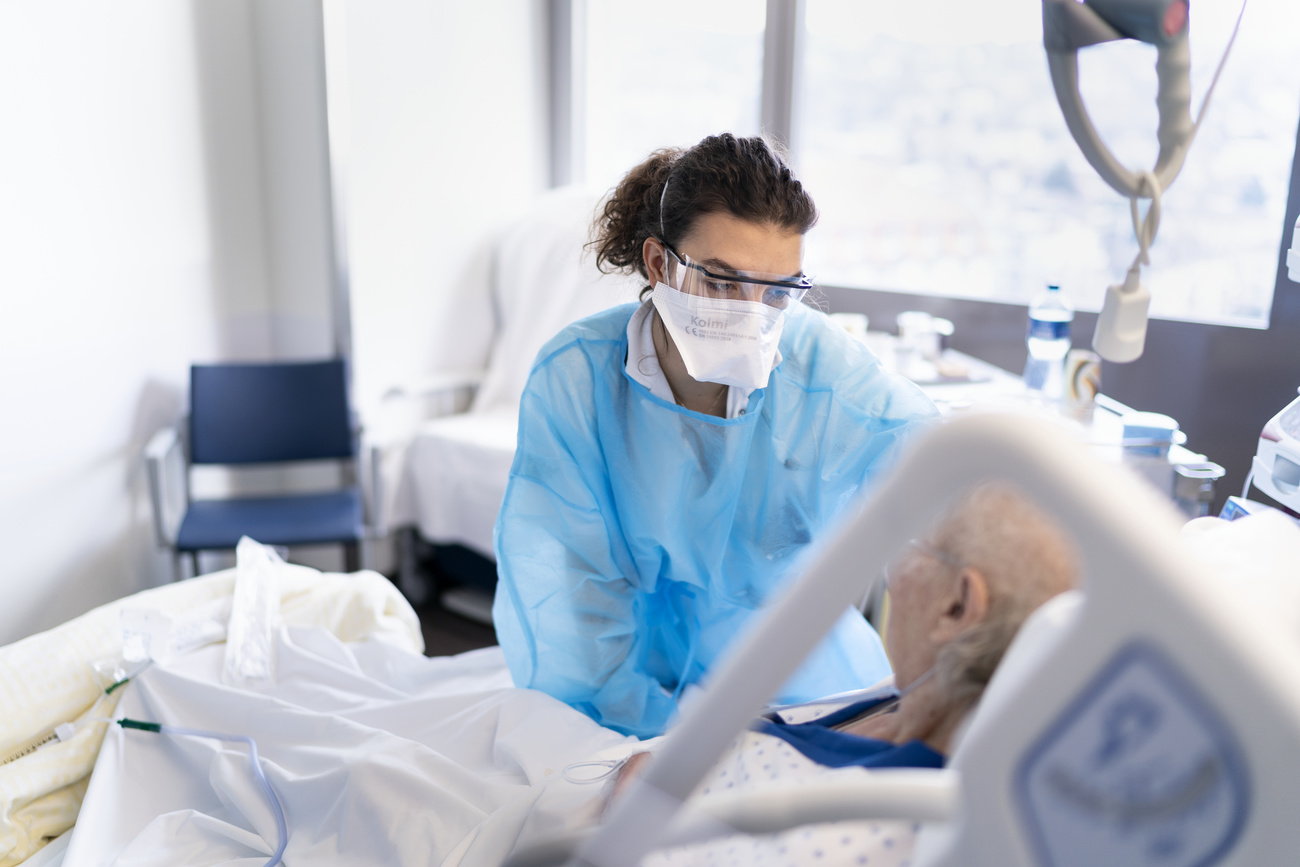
left=1220, top=495, right=1299, bottom=525
left=1120, top=410, right=1183, bottom=494
left=895, top=311, right=955, bottom=382
left=1062, top=348, right=1100, bottom=423
left=492, top=301, right=935, bottom=738
left=1172, top=462, right=1226, bottom=518
left=116, top=718, right=288, bottom=867
left=1023, top=284, right=1073, bottom=399
left=828, top=311, right=868, bottom=342
left=897, top=311, right=953, bottom=362
left=1043, top=0, right=1245, bottom=363
left=1121, top=411, right=1180, bottom=456
left=1243, top=387, right=1300, bottom=512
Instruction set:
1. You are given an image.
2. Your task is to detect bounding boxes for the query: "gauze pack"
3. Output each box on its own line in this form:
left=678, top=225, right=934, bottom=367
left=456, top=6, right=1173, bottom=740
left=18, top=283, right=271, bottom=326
left=651, top=282, right=785, bottom=390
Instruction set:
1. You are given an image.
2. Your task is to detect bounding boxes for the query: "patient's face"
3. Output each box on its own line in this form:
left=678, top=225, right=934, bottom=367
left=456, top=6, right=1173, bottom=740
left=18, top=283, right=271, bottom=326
left=884, top=543, right=953, bottom=689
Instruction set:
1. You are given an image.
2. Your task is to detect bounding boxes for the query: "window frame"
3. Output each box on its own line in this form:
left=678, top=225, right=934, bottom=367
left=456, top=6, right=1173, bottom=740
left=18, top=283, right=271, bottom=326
left=552, top=0, right=1300, bottom=511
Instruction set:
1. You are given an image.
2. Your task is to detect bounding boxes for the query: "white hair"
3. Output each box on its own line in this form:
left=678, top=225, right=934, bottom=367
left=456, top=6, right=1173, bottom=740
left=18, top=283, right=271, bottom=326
left=929, top=482, right=1079, bottom=711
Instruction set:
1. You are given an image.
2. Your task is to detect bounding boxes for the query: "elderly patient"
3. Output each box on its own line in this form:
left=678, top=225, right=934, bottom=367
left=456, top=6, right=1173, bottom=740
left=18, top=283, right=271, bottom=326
left=610, top=482, right=1078, bottom=865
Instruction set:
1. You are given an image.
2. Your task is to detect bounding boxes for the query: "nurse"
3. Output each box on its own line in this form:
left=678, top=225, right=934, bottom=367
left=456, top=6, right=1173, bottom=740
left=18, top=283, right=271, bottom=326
left=492, top=133, right=937, bottom=738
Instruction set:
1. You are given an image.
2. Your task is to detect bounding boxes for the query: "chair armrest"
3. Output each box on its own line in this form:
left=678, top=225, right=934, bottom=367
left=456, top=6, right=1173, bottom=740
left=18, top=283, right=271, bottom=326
left=360, top=436, right=385, bottom=537
left=382, top=369, right=487, bottom=402
left=145, top=425, right=187, bottom=548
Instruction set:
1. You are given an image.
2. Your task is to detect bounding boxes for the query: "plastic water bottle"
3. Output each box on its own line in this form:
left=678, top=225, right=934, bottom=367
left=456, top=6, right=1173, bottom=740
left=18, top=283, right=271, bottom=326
left=1024, top=284, right=1073, bottom=399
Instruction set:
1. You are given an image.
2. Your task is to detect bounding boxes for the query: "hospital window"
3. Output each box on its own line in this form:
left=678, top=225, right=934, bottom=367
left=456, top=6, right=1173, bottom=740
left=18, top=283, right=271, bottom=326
left=577, top=0, right=1300, bottom=329
left=583, top=0, right=765, bottom=192
left=796, top=0, right=1300, bottom=328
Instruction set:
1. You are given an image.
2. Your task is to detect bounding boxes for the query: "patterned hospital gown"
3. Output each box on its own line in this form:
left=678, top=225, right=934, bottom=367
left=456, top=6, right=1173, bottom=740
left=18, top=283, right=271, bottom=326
left=640, top=730, right=923, bottom=867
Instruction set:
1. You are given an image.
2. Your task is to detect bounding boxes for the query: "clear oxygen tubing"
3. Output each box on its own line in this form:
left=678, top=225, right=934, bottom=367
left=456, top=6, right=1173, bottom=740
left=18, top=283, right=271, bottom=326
left=117, top=718, right=288, bottom=867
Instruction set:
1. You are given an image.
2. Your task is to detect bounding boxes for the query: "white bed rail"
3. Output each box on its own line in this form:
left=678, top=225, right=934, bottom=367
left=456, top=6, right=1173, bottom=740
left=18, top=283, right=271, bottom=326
left=571, top=413, right=1173, bottom=867
left=506, top=770, right=958, bottom=867
left=511, top=411, right=1300, bottom=865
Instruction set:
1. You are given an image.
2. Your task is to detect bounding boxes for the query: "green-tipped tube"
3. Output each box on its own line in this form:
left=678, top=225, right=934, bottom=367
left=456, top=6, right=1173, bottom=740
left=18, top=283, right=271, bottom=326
left=117, top=718, right=162, bottom=733
left=117, top=720, right=287, bottom=867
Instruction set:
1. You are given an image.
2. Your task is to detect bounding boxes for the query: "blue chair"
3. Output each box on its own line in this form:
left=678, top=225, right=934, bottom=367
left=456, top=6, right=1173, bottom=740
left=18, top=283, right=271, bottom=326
left=146, top=359, right=377, bottom=578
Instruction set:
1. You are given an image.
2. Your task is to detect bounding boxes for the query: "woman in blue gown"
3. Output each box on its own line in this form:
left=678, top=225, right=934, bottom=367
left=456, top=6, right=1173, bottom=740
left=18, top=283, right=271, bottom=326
left=492, top=134, right=938, bottom=738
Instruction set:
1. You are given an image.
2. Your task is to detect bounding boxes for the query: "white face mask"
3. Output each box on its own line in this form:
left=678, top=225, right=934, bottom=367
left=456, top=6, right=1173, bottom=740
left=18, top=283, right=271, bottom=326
left=651, top=281, right=786, bottom=390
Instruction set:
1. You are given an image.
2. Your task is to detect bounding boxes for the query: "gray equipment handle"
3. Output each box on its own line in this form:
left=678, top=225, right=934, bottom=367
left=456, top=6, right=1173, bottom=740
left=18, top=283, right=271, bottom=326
left=1043, top=0, right=1193, bottom=198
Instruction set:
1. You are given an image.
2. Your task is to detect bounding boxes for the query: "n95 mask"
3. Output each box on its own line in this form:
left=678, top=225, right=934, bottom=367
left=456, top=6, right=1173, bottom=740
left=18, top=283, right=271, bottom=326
left=651, top=281, right=786, bottom=390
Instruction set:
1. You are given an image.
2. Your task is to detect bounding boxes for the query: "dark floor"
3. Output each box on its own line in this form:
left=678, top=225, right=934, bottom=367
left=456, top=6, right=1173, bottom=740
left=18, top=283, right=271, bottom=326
left=417, top=602, right=498, bottom=657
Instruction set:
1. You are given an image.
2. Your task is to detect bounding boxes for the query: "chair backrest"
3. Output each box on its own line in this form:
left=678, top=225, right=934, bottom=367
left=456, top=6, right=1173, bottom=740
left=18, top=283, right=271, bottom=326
left=189, top=359, right=355, bottom=465
left=471, top=186, right=641, bottom=415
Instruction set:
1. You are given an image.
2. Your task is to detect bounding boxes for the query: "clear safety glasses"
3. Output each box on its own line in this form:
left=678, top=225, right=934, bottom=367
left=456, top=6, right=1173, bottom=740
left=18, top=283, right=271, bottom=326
left=662, top=242, right=812, bottom=310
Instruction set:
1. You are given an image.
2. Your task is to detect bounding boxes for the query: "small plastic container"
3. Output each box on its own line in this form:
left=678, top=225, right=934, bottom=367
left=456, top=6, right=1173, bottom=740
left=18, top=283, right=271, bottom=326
left=1122, top=412, right=1181, bottom=457
left=1121, top=412, right=1184, bottom=496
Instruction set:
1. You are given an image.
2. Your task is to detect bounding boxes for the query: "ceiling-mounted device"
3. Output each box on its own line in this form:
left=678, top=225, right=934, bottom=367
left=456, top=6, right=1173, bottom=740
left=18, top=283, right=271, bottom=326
left=1043, top=0, right=1242, bottom=363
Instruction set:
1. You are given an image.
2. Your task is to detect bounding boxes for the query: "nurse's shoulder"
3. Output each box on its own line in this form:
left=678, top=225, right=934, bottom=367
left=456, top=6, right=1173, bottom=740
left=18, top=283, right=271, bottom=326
left=527, top=302, right=640, bottom=375
left=777, top=304, right=937, bottom=424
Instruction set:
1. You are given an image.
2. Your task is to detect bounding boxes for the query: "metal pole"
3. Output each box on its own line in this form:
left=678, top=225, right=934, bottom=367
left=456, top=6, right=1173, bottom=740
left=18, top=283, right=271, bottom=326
left=760, top=0, right=805, bottom=159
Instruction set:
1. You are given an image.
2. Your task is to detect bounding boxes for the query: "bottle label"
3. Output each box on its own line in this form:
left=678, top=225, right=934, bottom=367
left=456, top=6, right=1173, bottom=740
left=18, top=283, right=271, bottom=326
left=1028, top=318, right=1071, bottom=342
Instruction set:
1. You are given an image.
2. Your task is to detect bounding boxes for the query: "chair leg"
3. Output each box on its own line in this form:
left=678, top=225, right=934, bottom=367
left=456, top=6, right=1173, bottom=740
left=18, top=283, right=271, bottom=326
left=189, top=551, right=200, bottom=579
left=344, top=542, right=361, bottom=573
left=397, top=527, right=434, bottom=607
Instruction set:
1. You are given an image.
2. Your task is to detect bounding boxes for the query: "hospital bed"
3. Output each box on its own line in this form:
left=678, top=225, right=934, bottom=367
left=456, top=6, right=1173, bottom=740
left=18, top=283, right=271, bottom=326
left=382, top=187, right=639, bottom=615
left=6, top=413, right=1298, bottom=866
left=509, top=412, right=1300, bottom=866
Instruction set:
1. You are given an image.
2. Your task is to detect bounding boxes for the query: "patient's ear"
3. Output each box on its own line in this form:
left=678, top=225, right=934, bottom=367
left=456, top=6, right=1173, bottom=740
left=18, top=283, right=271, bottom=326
left=931, top=567, right=990, bottom=643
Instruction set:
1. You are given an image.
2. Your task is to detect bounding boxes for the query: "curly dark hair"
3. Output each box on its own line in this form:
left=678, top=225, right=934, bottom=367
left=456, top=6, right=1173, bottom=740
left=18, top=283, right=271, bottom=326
left=590, top=133, right=818, bottom=296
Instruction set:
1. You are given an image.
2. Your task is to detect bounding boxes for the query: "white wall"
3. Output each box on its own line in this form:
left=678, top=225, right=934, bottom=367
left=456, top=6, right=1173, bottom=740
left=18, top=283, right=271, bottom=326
left=249, top=0, right=341, bottom=360
left=0, top=0, right=549, bottom=644
left=342, top=0, right=550, bottom=415
left=0, top=1, right=339, bottom=645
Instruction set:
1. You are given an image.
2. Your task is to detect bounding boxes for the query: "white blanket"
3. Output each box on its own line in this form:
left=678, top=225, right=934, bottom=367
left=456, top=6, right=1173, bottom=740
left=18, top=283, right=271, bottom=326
left=63, top=631, right=637, bottom=867
left=0, top=564, right=422, bottom=867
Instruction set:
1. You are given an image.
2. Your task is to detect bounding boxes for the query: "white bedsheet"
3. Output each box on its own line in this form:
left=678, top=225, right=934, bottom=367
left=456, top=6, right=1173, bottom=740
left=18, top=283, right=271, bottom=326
left=407, top=411, right=518, bottom=557
left=63, top=631, right=637, bottom=867
left=61, top=623, right=934, bottom=867
left=387, top=187, right=641, bottom=555
left=0, top=564, right=422, bottom=867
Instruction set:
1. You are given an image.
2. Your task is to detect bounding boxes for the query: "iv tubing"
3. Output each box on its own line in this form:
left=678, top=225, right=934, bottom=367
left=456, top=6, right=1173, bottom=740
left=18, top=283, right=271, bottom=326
left=2, top=660, right=151, bottom=766
left=118, top=718, right=288, bottom=867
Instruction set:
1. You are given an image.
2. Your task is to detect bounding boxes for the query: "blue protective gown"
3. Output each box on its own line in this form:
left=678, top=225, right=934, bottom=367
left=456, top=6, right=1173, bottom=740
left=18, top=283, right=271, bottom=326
left=492, top=302, right=938, bottom=738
